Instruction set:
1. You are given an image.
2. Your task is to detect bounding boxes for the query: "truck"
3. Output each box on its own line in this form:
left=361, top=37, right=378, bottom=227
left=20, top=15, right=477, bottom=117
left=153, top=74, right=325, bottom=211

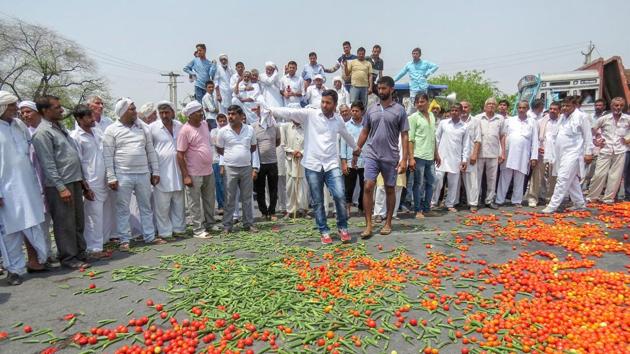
left=516, top=56, right=630, bottom=114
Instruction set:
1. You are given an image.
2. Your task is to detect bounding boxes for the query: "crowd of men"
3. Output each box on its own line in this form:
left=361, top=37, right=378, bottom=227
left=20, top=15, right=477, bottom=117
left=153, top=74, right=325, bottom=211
left=1, top=41, right=629, bottom=286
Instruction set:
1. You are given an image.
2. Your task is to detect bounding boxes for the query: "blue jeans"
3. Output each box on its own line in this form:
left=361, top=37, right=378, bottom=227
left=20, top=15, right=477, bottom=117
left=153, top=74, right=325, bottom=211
left=349, top=86, right=368, bottom=105
left=212, top=163, right=225, bottom=209
left=115, top=173, right=155, bottom=243
left=194, top=86, right=205, bottom=103
left=304, top=167, right=348, bottom=234
left=412, top=158, right=435, bottom=212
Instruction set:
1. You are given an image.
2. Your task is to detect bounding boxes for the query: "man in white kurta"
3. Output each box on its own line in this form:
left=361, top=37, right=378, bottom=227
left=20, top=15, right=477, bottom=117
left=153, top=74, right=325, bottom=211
left=282, top=121, right=308, bottom=216
left=538, top=102, right=561, bottom=202
left=431, top=104, right=470, bottom=211
left=19, top=100, right=54, bottom=262
left=259, top=62, right=284, bottom=108
left=0, top=91, right=47, bottom=284
left=459, top=101, right=481, bottom=211
left=70, top=105, right=113, bottom=257
left=304, top=75, right=327, bottom=108
left=150, top=102, right=186, bottom=238
left=215, top=54, right=236, bottom=113
left=496, top=101, right=538, bottom=206
left=542, top=98, right=593, bottom=213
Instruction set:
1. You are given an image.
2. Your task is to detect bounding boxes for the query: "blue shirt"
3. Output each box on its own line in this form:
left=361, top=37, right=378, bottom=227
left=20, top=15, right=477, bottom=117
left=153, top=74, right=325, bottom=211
left=183, top=57, right=218, bottom=89
left=340, top=118, right=364, bottom=168
left=301, top=63, right=326, bottom=82
left=393, top=59, right=439, bottom=93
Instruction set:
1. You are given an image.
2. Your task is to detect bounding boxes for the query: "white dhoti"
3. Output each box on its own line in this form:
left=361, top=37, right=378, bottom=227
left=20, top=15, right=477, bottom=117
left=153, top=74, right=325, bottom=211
left=0, top=224, right=47, bottom=274
left=432, top=171, right=461, bottom=208
left=373, top=186, right=402, bottom=217
left=496, top=168, right=527, bottom=205
left=153, top=189, right=185, bottom=237
left=286, top=176, right=308, bottom=213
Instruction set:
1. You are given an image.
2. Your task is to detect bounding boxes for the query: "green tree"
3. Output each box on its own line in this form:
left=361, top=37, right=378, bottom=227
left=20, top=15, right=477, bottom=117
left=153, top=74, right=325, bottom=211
left=430, top=70, right=514, bottom=114
left=0, top=19, right=110, bottom=111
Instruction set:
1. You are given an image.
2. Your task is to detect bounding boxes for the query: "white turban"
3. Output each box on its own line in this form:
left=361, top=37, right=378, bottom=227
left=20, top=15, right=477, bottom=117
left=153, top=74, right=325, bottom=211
left=183, top=101, right=202, bottom=117
left=0, top=91, right=18, bottom=117
left=264, top=61, right=275, bottom=68
left=156, top=100, right=176, bottom=118
left=333, top=76, right=343, bottom=83
left=18, top=100, right=37, bottom=112
left=114, top=97, right=134, bottom=118
left=218, top=53, right=228, bottom=60
left=138, top=102, right=156, bottom=118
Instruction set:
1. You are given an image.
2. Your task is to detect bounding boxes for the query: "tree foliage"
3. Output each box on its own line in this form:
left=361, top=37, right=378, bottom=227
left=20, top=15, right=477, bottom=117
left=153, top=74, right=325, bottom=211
left=430, top=70, right=514, bottom=114
left=0, top=19, right=109, bottom=108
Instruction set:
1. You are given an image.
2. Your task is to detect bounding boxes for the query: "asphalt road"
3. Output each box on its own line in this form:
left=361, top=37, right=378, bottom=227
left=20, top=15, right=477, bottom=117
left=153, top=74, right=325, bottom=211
left=0, top=204, right=626, bottom=354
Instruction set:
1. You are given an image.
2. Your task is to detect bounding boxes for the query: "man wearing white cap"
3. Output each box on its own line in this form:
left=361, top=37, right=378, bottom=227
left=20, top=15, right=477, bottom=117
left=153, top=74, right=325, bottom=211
left=215, top=54, right=235, bottom=113
left=333, top=76, right=351, bottom=108
left=138, top=102, right=157, bottom=125
left=150, top=101, right=186, bottom=239
left=86, top=95, right=114, bottom=132
left=259, top=62, right=284, bottom=108
left=70, top=104, right=112, bottom=259
left=103, top=98, right=165, bottom=251
left=304, top=74, right=327, bottom=109
left=18, top=100, right=54, bottom=263
left=32, top=95, right=92, bottom=269
left=0, top=91, right=49, bottom=284
left=177, top=101, right=217, bottom=238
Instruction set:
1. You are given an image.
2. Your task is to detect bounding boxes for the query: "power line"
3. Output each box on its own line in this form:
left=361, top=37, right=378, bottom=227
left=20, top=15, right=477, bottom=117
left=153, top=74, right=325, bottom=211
left=440, top=45, right=584, bottom=72
left=438, top=41, right=588, bottom=66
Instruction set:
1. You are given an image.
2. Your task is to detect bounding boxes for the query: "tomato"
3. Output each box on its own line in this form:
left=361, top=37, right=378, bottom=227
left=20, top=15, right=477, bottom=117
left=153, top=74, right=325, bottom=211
left=88, top=283, right=96, bottom=289
left=366, top=319, right=376, bottom=328
left=155, top=304, right=163, bottom=311
left=23, top=326, right=32, bottom=333
left=409, top=319, right=418, bottom=326
left=146, top=299, right=154, bottom=307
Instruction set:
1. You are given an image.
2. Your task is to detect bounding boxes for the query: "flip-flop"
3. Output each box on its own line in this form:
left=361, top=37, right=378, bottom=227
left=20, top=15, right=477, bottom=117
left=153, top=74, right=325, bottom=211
left=360, top=230, right=373, bottom=239
left=380, top=226, right=392, bottom=235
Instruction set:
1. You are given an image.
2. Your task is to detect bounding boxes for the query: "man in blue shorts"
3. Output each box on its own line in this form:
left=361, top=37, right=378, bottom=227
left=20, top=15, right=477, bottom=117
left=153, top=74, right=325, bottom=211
left=356, top=76, right=410, bottom=238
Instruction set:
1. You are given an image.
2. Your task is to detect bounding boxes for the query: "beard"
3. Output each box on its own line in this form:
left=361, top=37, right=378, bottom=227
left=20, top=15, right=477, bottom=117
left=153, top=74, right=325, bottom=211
left=378, top=92, right=391, bottom=101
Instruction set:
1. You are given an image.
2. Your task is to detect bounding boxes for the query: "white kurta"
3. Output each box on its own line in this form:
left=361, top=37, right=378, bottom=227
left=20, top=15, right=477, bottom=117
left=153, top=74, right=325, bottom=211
left=149, top=120, right=183, bottom=193
left=0, top=118, right=45, bottom=234
left=502, top=115, right=539, bottom=175
left=71, top=127, right=108, bottom=201
left=540, top=116, right=560, bottom=165
left=216, top=65, right=235, bottom=110
left=259, top=71, right=284, bottom=108
left=552, top=110, right=593, bottom=179
left=435, top=118, right=470, bottom=174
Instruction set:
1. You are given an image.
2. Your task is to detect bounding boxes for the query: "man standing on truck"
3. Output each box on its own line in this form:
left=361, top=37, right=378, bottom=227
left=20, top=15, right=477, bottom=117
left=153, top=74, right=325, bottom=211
left=393, top=48, right=439, bottom=114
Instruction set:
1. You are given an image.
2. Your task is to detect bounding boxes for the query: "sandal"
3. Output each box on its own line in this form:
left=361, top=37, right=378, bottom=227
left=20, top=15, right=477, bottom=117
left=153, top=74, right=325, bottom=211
left=360, top=229, right=373, bottom=239
left=380, top=226, right=392, bottom=235
left=151, top=238, right=168, bottom=245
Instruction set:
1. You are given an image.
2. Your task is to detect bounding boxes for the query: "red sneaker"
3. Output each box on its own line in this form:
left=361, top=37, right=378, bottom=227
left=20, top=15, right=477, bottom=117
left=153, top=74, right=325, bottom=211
left=338, top=229, right=351, bottom=243
left=320, top=233, right=333, bottom=245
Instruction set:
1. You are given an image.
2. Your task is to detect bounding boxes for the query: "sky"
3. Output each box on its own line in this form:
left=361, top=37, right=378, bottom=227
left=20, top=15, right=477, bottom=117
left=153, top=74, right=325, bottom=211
left=1, top=0, right=629, bottom=108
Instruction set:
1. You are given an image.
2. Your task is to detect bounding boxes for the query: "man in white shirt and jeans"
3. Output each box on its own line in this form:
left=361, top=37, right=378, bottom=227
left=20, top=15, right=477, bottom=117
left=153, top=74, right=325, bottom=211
left=150, top=101, right=186, bottom=239
left=270, top=90, right=358, bottom=245
left=103, top=98, right=166, bottom=251
left=217, top=105, right=259, bottom=233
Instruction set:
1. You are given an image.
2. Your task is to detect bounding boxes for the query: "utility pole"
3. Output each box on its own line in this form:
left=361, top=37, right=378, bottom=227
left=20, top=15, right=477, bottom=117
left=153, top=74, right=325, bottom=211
left=159, top=72, right=183, bottom=111
left=581, top=41, right=595, bottom=65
